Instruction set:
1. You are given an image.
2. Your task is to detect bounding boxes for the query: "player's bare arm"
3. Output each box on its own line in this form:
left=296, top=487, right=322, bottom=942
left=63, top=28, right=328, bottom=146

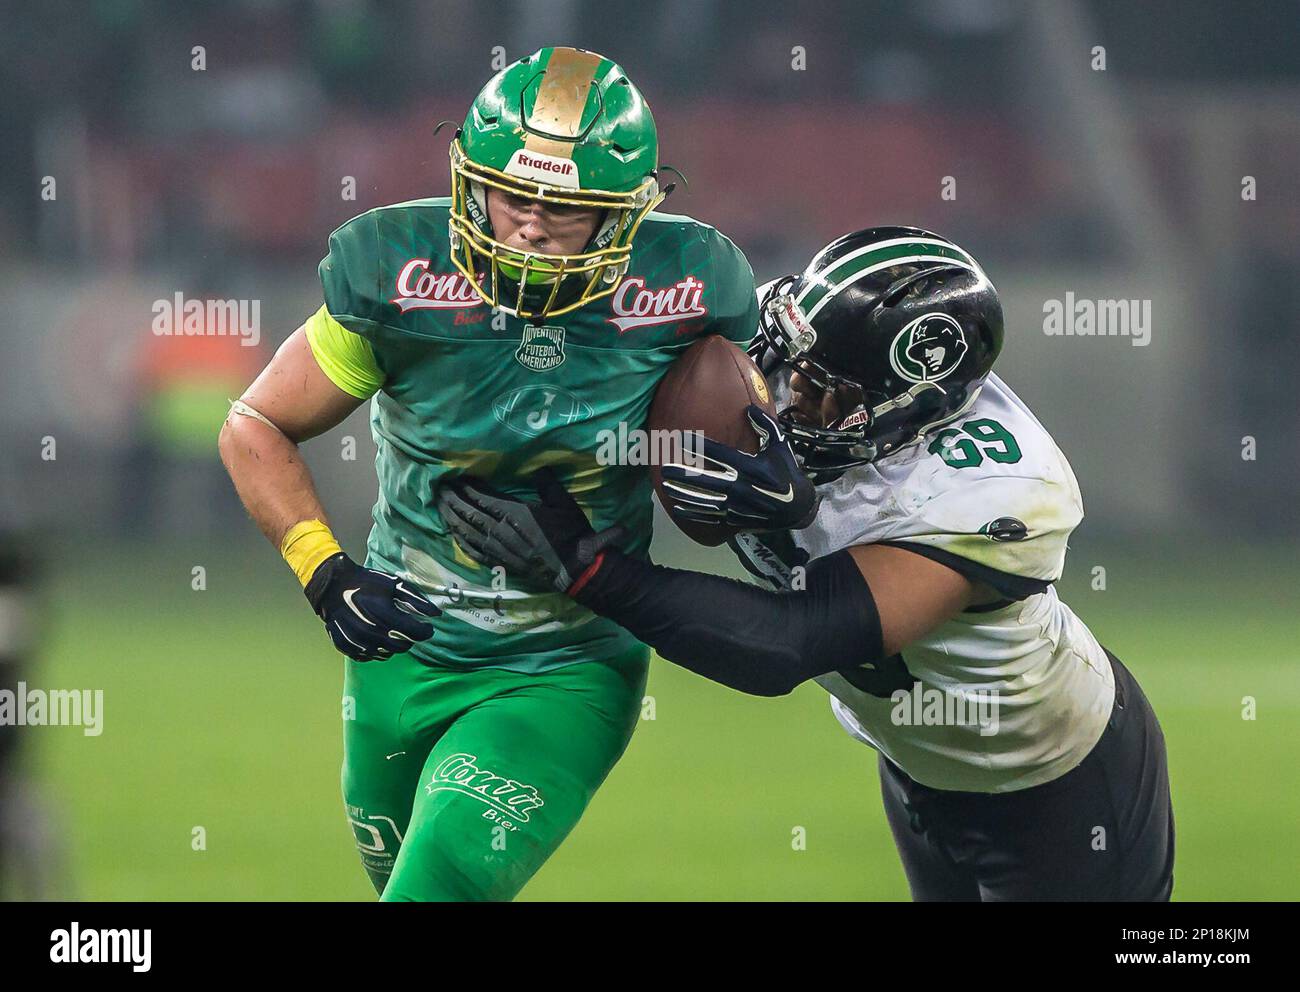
left=218, top=325, right=363, bottom=546
left=846, top=544, right=976, bottom=656
left=219, top=325, right=439, bottom=662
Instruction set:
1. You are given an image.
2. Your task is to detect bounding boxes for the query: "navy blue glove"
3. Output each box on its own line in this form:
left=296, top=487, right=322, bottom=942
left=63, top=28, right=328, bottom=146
left=304, top=553, right=439, bottom=661
left=660, top=405, right=819, bottom=532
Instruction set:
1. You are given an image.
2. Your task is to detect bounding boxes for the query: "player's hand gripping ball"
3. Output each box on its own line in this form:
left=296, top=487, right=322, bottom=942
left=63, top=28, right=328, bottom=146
left=660, top=404, right=818, bottom=532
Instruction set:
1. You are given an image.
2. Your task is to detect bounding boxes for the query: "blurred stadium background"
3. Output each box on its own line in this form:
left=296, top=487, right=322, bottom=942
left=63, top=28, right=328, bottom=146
left=0, top=0, right=1297, bottom=900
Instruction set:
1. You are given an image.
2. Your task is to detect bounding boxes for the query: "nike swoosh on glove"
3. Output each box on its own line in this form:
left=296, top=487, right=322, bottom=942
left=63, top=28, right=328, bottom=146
left=435, top=467, right=625, bottom=594
left=660, top=405, right=819, bottom=532
left=304, top=553, right=439, bottom=661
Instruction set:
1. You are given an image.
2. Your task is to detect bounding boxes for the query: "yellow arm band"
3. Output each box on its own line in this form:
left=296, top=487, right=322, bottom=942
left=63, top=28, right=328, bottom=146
left=303, top=305, right=384, bottom=399
left=281, top=519, right=344, bottom=588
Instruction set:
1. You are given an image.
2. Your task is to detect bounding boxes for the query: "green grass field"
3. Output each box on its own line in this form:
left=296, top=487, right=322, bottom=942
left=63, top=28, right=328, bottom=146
left=21, top=535, right=1300, bottom=901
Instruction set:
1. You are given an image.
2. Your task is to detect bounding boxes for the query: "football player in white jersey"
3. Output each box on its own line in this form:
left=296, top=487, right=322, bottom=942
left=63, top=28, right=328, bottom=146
left=436, top=227, right=1175, bottom=901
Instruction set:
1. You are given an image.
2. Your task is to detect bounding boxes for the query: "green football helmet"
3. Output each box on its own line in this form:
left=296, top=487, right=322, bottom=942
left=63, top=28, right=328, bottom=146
left=447, top=46, right=664, bottom=318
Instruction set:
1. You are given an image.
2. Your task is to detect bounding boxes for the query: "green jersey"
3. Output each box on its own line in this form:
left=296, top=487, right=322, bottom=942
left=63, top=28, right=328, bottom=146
left=318, top=196, right=757, bottom=673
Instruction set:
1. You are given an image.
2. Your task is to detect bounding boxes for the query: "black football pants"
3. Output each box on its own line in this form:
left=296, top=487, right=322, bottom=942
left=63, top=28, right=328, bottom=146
left=879, top=652, right=1175, bottom=901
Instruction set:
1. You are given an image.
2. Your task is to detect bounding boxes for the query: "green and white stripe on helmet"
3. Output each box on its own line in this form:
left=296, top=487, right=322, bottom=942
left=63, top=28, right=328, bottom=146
left=795, top=236, right=979, bottom=322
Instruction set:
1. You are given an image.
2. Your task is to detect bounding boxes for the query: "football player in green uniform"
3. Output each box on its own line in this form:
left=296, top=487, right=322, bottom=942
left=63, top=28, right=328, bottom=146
left=218, top=47, right=757, bottom=901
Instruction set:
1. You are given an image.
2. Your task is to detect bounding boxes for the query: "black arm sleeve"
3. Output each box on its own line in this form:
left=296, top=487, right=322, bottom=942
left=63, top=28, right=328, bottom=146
left=573, top=548, right=883, bottom=697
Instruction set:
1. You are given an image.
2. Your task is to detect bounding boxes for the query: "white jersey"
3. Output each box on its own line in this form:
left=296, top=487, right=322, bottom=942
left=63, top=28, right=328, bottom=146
left=735, top=372, right=1114, bottom=793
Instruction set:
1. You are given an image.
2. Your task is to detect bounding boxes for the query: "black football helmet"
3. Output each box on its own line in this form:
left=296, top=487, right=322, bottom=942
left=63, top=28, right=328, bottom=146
left=750, top=226, right=1003, bottom=483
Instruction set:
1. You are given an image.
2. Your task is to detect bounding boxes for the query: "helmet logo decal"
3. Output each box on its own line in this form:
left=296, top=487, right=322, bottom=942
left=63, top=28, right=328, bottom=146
left=504, top=149, right=581, bottom=189
left=889, top=313, right=968, bottom=383
left=837, top=408, right=870, bottom=430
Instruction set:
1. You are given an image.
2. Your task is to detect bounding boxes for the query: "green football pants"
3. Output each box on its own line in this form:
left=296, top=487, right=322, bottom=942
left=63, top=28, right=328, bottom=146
left=341, top=647, right=647, bottom=901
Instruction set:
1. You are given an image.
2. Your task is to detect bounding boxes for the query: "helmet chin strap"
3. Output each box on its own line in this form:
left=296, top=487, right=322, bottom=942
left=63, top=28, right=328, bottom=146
left=591, top=208, right=618, bottom=248
left=834, top=378, right=981, bottom=439
left=854, top=380, right=945, bottom=427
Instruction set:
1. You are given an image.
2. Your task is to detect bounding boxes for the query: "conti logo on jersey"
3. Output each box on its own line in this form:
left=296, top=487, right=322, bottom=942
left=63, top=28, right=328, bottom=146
left=607, top=274, right=708, bottom=332
left=425, top=753, right=546, bottom=826
left=391, top=259, right=485, bottom=312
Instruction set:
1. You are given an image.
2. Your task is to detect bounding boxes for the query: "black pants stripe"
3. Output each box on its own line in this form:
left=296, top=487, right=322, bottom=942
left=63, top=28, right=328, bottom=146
left=879, top=651, right=1175, bottom=901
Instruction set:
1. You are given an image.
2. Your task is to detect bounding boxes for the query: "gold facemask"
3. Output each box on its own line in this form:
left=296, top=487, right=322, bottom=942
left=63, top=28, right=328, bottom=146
left=447, top=139, right=664, bottom=318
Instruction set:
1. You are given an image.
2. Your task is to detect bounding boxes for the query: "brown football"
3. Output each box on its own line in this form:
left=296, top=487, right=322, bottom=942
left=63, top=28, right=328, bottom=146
left=647, top=335, right=777, bottom=546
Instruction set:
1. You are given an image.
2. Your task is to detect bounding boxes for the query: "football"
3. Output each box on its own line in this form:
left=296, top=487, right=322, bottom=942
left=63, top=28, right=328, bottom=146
left=646, top=335, right=777, bottom=546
